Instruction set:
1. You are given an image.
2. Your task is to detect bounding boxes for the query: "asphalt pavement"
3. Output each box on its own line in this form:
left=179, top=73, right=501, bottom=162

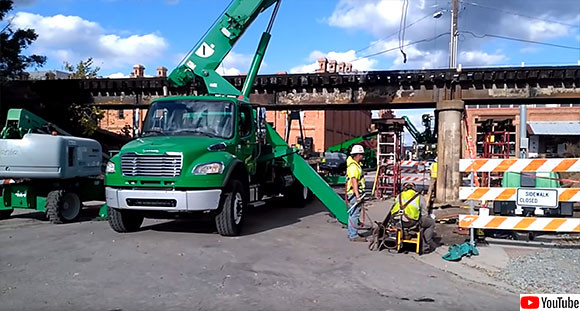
left=0, top=200, right=518, bottom=311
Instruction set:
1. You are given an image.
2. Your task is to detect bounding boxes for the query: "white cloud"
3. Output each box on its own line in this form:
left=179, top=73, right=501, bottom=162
left=11, top=12, right=168, bottom=71
left=219, top=51, right=253, bottom=76
left=459, top=50, right=507, bottom=66
left=289, top=50, right=377, bottom=73
left=325, top=0, right=579, bottom=70
left=327, top=0, right=424, bottom=37
left=106, top=72, right=130, bottom=78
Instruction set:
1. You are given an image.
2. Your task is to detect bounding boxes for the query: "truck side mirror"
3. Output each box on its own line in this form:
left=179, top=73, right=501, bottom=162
left=256, top=107, right=266, bottom=144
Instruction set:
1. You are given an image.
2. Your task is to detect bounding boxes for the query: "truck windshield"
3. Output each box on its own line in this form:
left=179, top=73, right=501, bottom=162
left=142, top=100, right=234, bottom=138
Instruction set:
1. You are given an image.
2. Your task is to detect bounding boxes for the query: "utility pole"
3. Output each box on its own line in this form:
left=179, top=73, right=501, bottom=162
left=449, top=0, right=459, bottom=68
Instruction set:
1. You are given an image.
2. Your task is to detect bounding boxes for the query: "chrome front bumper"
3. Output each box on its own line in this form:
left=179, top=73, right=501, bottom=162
left=106, top=187, right=222, bottom=211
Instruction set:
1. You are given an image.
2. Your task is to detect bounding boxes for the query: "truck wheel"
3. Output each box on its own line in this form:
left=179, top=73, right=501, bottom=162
left=108, top=207, right=144, bottom=233
left=0, top=209, right=13, bottom=220
left=216, top=180, right=245, bottom=236
left=45, top=190, right=82, bottom=224
left=288, top=181, right=310, bottom=208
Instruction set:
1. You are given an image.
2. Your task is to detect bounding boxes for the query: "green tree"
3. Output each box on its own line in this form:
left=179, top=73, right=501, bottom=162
left=62, top=58, right=103, bottom=134
left=68, top=103, right=104, bottom=136
left=64, top=57, right=101, bottom=79
left=0, top=0, right=46, bottom=81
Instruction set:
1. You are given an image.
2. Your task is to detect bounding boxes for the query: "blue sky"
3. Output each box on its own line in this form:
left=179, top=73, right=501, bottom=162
left=7, top=0, right=580, bottom=142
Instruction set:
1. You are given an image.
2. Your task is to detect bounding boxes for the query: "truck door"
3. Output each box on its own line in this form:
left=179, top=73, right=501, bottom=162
left=238, top=104, right=257, bottom=175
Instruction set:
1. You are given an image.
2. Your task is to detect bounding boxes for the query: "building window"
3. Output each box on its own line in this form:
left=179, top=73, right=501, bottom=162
left=118, top=109, right=125, bottom=119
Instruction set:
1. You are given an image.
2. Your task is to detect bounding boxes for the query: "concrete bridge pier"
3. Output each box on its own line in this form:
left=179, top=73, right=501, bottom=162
left=435, top=99, right=464, bottom=204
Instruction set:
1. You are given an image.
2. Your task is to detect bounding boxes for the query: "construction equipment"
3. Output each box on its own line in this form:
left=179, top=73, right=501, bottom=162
left=402, top=114, right=437, bottom=160
left=373, top=118, right=405, bottom=198
left=325, top=132, right=377, bottom=170
left=104, top=0, right=349, bottom=236
left=319, top=132, right=377, bottom=185
left=0, top=109, right=104, bottom=223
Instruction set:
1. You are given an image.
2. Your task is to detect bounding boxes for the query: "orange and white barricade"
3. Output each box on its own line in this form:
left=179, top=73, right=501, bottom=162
left=459, top=215, right=580, bottom=232
left=460, top=187, right=580, bottom=202
left=459, top=158, right=580, bottom=233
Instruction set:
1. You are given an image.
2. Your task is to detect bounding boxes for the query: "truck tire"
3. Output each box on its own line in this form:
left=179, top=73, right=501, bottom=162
left=216, top=180, right=245, bottom=236
left=0, top=209, right=13, bottom=220
left=45, top=190, right=82, bottom=224
left=108, top=206, right=144, bottom=233
left=287, top=181, right=310, bottom=208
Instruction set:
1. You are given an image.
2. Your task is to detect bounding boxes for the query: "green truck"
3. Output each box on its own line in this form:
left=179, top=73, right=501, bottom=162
left=104, top=0, right=347, bottom=236
left=493, top=172, right=573, bottom=217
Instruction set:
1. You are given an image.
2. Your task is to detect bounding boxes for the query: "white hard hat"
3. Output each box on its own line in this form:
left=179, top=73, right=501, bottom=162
left=351, top=144, right=364, bottom=155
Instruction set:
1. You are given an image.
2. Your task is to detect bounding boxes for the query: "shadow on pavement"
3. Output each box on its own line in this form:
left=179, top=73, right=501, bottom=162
left=141, top=197, right=331, bottom=236
left=7, top=205, right=104, bottom=223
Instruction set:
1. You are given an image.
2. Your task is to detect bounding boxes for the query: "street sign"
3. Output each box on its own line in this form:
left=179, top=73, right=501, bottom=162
left=516, top=188, right=558, bottom=208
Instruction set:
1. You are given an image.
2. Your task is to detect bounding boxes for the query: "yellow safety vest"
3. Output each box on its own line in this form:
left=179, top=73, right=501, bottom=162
left=430, top=162, right=438, bottom=179
left=346, top=156, right=365, bottom=195
left=391, top=189, right=421, bottom=221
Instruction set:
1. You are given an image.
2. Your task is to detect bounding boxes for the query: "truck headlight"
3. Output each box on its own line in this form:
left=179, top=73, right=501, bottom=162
left=193, top=162, right=224, bottom=175
left=105, top=161, right=116, bottom=174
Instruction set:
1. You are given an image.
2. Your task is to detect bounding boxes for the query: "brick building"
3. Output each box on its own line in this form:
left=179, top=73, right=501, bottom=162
left=266, top=110, right=372, bottom=152
left=99, top=65, right=166, bottom=136
left=464, top=104, right=580, bottom=158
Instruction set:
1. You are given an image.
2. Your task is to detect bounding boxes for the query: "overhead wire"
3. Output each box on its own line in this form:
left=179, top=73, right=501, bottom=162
left=353, top=12, right=435, bottom=54
left=459, top=0, right=580, bottom=28
left=398, top=0, right=410, bottom=63
left=350, top=32, right=451, bottom=63
left=460, top=30, right=580, bottom=51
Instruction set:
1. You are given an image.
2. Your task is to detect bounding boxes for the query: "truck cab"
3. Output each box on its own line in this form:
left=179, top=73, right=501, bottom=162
left=106, top=96, right=260, bottom=235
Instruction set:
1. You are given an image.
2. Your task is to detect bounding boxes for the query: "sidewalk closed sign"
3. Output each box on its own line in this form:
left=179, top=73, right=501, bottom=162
left=516, top=188, right=558, bottom=208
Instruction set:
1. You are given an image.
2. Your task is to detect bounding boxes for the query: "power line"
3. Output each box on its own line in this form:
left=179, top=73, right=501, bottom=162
left=460, top=1, right=580, bottom=28
left=398, top=0, right=410, bottom=63
left=460, top=30, right=580, bottom=51
left=354, top=12, right=435, bottom=54
left=350, top=32, right=450, bottom=62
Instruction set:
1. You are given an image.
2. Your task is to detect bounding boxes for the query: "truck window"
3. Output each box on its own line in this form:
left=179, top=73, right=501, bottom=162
left=239, top=106, right=252, bottom=137
left=142, top=100, right=234, bottom=138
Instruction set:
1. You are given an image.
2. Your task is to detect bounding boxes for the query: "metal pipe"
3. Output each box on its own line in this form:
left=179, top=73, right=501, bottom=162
left=519, top=105, right=528, bottom=158
left=266, top=0, right=281, bottom=34
left=469, top=172, right=475, bottom=246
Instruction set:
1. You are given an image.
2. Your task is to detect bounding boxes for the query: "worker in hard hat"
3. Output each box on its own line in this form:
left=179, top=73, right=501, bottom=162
left=391, top=182, right=437, bottom=253
left=346, top=144, right=366, bottom=242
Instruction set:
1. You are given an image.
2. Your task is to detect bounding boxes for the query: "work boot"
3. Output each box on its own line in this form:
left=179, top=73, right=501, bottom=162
left=349, top=236, right=367, bottom=242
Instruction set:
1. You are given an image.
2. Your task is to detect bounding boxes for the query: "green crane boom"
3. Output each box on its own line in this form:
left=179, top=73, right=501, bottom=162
left=167, top=0, right=280, bottom=99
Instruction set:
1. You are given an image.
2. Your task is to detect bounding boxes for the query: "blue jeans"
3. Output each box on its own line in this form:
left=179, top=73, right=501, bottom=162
left=347, top=194, right=360, bottom=239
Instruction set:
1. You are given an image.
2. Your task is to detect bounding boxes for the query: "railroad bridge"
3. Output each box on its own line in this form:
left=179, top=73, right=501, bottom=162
left=2, top=65, right=580, bottom=203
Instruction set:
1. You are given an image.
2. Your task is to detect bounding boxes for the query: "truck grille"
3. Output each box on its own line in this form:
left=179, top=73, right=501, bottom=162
left=121, top=153, right=182, bottom=177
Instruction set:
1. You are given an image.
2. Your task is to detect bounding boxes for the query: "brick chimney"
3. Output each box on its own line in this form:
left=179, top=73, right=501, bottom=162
left=316, top=58, right=328, bottom=73
left=337, top=62, right=345, bottom=73
left=133, top=64, right=145, bottom=78
left=45, top=71, right=56, bottom=80
left=327, top=60, right=337, bottom=74
left=345, top=63, right=353, bottom=73
left=276, top=71, right=288, bottom=75
left=157, top=66, right=167, bottom=78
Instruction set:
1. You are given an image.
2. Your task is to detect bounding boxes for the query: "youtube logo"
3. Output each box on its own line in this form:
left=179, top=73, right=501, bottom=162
left=521, top=296, right=540, bottom=309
